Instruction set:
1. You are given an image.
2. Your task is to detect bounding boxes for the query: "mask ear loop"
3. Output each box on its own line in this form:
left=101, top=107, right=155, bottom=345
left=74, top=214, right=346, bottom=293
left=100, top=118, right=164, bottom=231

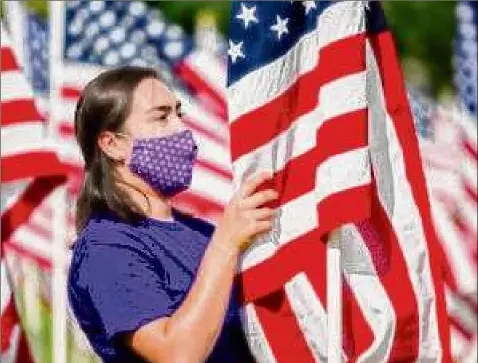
left=112, top=132, right=155, bottom=216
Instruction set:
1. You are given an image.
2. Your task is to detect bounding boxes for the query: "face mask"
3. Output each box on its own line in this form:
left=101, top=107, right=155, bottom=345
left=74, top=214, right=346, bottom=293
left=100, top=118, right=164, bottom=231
left=125, top=130, right=198, bottom=197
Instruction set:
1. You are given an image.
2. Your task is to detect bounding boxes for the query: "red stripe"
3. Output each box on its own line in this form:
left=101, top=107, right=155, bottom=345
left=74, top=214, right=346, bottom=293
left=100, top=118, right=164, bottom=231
left=367, top=193, right=420, bottom=362
left=61, top=86, right=81, bottom=100
left=462, top=139, right=478, bottom=162
left=1, top=295, right=18, bottom=351
left=449, top=316, right=474, bottom=342
left=1, top=177, right=66, bottom=243
left=370, top=30, right=452, bottom=362
left=172, top=191, right=224, bottom=217
left=0, top=47, right=19, bottom=71
left=0, top=100, right=44, bottom=126
left=253, top=289, right=317, bottom=362
left=342, top=281, right=375, bottom=361
left=14, top=328, right=35, bottom=363
left=1, top=152, right=69, bottom=183
left=182, top=116, right=228, bottom=146
left=175, top=61, right=227, bottom=121
left=230, top=34, right=366, bottom=162
left=194, top=159, right=232, bottom=181
left=463, top=180, right=478, bottom=204
left=2, top=241, right=52, bottom=271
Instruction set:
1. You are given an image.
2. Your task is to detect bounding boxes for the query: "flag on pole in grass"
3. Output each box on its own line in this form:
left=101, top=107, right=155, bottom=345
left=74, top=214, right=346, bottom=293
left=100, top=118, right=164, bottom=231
left=227, top=2, right=451, bottom=362
left=1, top=23, right=68, bottom=363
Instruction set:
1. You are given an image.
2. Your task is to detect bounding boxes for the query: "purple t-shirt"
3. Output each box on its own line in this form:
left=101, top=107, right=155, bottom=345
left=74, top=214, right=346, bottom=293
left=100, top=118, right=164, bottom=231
left=67, top=210, right=254, bottom=363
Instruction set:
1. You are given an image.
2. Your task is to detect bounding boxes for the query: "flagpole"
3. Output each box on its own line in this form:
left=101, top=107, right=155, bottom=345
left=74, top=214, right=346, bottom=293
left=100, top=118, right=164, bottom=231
left=49, top=2, right=68, bottom=363
left=327, top=229, right=342, bottom=363
left=5, top=0, right=26, bottom=67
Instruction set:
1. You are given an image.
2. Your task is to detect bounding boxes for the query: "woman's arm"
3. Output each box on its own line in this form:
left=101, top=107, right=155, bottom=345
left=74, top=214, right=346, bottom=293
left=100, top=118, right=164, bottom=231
left=125, top=172, right=277, bottom=363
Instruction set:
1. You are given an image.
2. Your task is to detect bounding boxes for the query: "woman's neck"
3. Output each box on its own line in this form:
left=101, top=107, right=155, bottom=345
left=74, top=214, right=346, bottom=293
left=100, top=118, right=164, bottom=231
left=116, top=175, right=174, bottom=221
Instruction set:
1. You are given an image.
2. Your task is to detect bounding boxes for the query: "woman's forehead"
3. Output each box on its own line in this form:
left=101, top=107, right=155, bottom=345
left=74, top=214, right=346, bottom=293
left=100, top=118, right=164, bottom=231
left=131, top=78, right=176, bottom=111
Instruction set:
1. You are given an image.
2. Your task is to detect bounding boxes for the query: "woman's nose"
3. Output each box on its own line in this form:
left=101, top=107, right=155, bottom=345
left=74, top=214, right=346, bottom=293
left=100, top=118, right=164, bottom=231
left=171, top=112, right=187, bottom=132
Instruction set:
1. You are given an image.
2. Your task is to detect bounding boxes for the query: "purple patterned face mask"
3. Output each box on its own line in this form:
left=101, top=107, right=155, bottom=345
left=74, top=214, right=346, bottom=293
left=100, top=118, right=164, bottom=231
left=126, top=130, right=198, bottom=197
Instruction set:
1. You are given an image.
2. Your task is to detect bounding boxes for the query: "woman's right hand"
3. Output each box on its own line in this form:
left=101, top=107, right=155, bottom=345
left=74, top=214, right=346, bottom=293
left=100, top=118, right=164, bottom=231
left=215, top=172, right=278, bottom=253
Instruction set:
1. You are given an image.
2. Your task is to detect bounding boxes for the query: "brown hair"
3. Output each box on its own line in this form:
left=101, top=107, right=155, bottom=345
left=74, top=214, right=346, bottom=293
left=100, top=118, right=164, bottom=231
left=74, top=65, right=162, bottom=232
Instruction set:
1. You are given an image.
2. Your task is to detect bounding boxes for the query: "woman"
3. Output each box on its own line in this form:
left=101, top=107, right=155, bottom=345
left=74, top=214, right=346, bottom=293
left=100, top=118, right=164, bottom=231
left=68, top=66, right=278, bottom=363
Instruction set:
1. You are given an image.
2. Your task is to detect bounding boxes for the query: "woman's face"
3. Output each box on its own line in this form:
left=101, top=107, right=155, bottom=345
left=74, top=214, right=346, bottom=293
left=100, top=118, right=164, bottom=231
left=123, top=77, right=185, bottom=140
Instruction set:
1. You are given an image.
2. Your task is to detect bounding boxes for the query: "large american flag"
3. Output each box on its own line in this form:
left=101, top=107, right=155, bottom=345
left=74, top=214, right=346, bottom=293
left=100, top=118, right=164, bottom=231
left=227, top=2, right=451, bottom=362
left=1, top=23, right=68, bottom=363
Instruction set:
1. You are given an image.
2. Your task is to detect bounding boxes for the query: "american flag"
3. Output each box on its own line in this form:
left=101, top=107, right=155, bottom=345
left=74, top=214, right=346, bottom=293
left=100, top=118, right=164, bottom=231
left=1, top=23, right=68, bottom=363
left=227, top=2, right=451, bottom=362
left=24, top=1, right=233, bottom=222
left=455, top=1, right=477, bottom=119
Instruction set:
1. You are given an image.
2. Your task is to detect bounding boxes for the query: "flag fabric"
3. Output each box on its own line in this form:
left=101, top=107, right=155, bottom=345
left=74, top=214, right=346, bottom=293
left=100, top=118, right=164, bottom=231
left=24, top=1, right=233, bottom=222
left=227, top=2, right=451, bottom=362
left=1, top=23, right=68, bottom=363
left=420, top=108, right=477, bottom=361
left=455, top=1, right=477, bottom=119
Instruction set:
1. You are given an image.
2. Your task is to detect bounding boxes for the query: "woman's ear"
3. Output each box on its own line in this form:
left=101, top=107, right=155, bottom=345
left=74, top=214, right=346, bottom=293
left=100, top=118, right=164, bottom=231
left=97, top=130, right=129, bottom=162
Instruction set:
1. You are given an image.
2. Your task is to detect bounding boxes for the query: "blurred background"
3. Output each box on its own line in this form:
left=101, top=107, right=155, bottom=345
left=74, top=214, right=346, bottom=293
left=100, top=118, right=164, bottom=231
left=0, top=1, right=476, bottom=363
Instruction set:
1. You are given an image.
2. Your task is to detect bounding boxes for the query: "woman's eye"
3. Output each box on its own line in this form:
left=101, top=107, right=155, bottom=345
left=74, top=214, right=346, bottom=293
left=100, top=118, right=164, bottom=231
left=155, top=115, right=168, bottom=121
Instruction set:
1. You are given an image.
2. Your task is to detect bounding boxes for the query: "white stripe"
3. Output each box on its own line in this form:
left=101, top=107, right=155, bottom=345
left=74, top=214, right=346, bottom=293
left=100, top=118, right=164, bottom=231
left=462, top=338, right=478, bottom=363
left=315, top=147, right=370, bottom=204
left=1, top=25, right=12, bottom=47
left=1, top=69, right=35, bottom=103
left=341, top=224, right=396, bottom=363
left=194, top=132, right=231, bottom=175
left=367, top=41, right=442, bottom=361
left=184, top=49, right=226, bottom=98
left=180, top=90, right=230, bottom=139
left=57, top=100, right=76, bottom=123
left=431, top=196, right=477, bottom=294
left=285, top=272, right=328, bottom=362
left=446, top=288, right=478, bottom=334
left=233, top=72, right=367, bottom=186
left=1, top=122, right=46, bottom=155
left=63, top=62, right=105, bottom=89
left=189, top=166, right=233, bottom=206
left=1, top=261, right=12, bottom=314
left=10, top=227, right=53, bottom=261
left=227, top=1, right=365, bottom=122
left=1, top=180, right=31, bottom=214
left=241, top=303, right=277, bottom=363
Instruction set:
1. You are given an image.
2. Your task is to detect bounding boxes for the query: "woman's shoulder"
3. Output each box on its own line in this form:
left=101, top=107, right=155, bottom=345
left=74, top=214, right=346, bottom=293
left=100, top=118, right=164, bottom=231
left=173, top=208, right=216, bottom=237
left=70, top=212, right=150, bottom=269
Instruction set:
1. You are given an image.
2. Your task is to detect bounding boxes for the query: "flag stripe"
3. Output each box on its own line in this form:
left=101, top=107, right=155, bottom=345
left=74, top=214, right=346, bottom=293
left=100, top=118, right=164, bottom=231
left=1, top=152, right=67, bottom=182
left=1, top=177, right=65, bottom=243
left=368, top=32, right=451, bottom=361
left=253, top=288, right=317, bottom=362
left=230, top=35, right=365, bottom=161
left=0, top=101, right=44, bottom=127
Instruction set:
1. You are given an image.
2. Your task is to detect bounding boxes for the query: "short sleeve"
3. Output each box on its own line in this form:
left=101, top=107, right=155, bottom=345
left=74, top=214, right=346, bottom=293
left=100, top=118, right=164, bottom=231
left=80, top=233, right=179, bottom=341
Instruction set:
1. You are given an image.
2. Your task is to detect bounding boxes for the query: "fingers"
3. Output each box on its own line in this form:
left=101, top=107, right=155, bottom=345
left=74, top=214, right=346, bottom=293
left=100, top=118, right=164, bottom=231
left=241, top=189, right=278, bottom=209
left=239, top=171, right=273, bottom=199
left=249, top=220, right=274, bottom=238
left=249, top=207, right=275, bottom=221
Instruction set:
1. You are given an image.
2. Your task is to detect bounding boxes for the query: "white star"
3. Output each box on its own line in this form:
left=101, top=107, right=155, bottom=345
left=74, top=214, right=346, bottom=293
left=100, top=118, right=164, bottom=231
left=270, top=15, right=289, bottom=40
left=302, top=1, right=317, bottom=15
left=228, top=40, right=245, bottom=63
left=236, top=3, right=258, bottom=29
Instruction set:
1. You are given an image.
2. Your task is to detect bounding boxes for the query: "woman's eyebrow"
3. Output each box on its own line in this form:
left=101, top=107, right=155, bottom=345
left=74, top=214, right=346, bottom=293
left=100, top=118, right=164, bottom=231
left=146, top=101, right=181, bottom=113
